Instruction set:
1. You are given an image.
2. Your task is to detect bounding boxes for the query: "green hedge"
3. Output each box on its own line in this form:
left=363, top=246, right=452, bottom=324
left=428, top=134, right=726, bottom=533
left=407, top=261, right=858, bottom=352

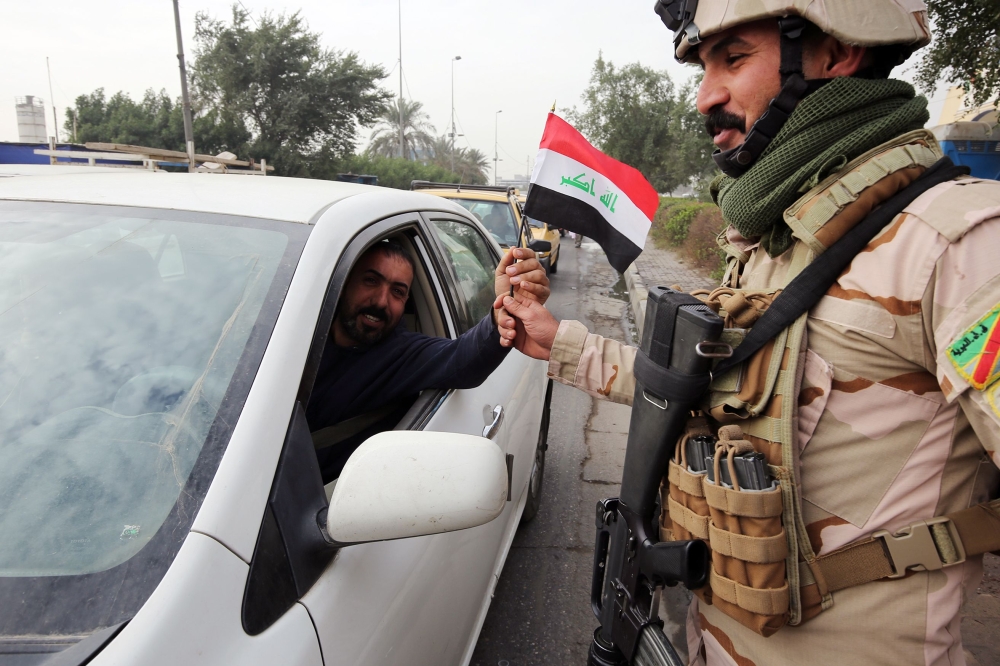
left=333, top=155, right=466, bottom=190
left=650, top=197, right=728, bottom=281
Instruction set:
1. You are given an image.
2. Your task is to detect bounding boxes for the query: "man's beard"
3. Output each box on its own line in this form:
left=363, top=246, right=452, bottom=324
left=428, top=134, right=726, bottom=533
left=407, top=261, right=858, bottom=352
left=705, top=107, right=747, bottom=140
left=338, top=305, right=394, bottom=347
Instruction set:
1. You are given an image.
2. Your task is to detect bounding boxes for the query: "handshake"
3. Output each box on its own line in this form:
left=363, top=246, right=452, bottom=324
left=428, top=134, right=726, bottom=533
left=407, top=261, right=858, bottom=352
left=491, top=250, right=560, bottom=362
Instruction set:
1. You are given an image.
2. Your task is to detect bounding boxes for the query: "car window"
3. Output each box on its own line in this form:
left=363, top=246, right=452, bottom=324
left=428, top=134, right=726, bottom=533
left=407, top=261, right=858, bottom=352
left=431, top=219, right=497, bottom=328
left=445, top=199, right=519, bottom=247
left=0, top=208, right=292, bottom=577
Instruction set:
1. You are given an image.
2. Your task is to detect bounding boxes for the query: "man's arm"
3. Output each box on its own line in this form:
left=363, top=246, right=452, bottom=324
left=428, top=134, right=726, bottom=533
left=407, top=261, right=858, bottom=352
left=495, top=293, right=637, bottom=405
left=392, top=314, right=510, bottom=391
left=377, top=247, right=552, bottom=393
left=924, top=209, right=1000, bottom=470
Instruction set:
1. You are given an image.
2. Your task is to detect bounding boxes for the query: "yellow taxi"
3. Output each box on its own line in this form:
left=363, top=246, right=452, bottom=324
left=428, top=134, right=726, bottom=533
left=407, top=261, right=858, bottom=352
left=516, top=192, right=561, bottom=274
left=411, top=182, right=556, bottom=272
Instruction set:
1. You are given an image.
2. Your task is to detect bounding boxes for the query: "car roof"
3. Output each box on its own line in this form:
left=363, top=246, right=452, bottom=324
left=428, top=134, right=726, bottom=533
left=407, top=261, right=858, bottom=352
left=0, top=164, right=126, bottom=177
left=0, top=168, right=433, bottom=224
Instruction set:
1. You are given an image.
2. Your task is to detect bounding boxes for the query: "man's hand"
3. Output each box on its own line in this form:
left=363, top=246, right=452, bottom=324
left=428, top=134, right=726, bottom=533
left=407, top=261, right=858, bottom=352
left=494, top=248, right=550, bottom=305
left=493, top=291, right=559, bottom=361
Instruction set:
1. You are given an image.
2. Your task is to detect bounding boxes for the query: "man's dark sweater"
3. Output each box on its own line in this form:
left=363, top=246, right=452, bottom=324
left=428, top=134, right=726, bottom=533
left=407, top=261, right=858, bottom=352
left=306, top=314, right=509, bottom=480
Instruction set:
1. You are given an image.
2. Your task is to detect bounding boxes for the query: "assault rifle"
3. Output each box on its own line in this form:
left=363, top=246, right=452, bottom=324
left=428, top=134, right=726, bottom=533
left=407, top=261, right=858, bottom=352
left=588, top=287, right=726, bottom=666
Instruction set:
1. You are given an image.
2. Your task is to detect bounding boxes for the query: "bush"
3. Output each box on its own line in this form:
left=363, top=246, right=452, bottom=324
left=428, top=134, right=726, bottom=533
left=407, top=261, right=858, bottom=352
left=650, top=197, right=728, bottom=280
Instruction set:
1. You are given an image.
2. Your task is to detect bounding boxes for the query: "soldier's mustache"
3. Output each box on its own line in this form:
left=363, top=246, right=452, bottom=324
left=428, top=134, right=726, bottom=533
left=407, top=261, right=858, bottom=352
left=705, top=108, right=747, bottom=137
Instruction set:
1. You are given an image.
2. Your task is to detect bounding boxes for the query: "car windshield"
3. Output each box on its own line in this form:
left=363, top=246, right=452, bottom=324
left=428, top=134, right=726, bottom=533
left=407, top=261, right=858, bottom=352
left=446, top=199, right=519, bottom=247
left=0, top=205, right=296, bottom=579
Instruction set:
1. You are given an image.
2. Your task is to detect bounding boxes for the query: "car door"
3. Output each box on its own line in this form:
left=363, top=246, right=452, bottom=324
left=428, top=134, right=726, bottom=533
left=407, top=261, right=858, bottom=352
left=420, top=214, right=547, bottom=660
left=297, top=212, right=534, bottom=666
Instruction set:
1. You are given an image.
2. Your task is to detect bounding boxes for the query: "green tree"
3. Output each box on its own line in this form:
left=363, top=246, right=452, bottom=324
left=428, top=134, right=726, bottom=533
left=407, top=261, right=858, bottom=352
left=916, top=0, right=999, bottom=107
left=192, top=5, right=391, bottom=175
left=566, top=54, right=716, bottom=194
left=366, top=98, right=436, bottom=161
left=66, top=88, right=184, bottom=148
left=64, top=88, right=251, bottom=158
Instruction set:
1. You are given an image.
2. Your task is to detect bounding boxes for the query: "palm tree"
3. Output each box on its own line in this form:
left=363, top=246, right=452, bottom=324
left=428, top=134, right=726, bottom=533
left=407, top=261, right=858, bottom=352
left=366, top=98, right=436, bottom=160
left=424, top=134, right=490, bottom=184
left=455, top=147, right=490, bottom=184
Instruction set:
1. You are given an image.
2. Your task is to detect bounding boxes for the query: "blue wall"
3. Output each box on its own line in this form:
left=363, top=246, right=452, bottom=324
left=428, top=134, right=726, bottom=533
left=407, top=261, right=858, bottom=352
left=0, top=142, right=185, bottom=168
left=939, top=140, right=1000, bottom=180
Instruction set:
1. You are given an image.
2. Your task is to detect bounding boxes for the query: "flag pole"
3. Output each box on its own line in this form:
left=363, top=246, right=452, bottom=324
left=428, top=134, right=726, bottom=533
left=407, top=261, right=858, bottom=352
left=510, top=192, right=523, bottom=298
left=511, top=101, right=556, bottom=298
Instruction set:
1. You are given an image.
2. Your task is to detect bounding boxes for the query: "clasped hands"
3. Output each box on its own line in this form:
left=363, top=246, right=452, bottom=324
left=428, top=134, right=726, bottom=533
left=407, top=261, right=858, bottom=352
left=492, top=247, right=559, bottom=362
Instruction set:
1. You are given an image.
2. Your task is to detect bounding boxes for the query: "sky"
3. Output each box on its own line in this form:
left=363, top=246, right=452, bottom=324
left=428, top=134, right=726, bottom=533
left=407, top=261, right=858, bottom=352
left=0, top=1, right=949, bottom=181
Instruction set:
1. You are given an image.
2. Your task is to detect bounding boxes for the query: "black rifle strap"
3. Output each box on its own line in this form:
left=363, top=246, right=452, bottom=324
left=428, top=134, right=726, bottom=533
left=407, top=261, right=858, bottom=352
left=713, top=157, right=969, bottom=378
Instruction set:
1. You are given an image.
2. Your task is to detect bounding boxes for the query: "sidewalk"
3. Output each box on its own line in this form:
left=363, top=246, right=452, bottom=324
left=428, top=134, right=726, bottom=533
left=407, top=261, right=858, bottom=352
left=625, top=244, right=716, bottom=338
left=624, top=244, right=1000, bottom=665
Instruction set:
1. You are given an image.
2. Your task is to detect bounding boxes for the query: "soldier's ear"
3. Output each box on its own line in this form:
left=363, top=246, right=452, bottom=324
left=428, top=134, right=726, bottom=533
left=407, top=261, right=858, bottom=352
left=805, top=34, right=868, bottom=79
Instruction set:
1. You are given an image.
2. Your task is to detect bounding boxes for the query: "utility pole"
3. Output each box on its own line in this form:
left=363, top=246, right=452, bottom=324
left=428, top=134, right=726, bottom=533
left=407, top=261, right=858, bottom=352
left=46, top=57, right=59, bottom=143
left=450, top=55, right=461, bottom=173
left=398, top=0, right=405, bottom=160
left=494, top=109, right=502, bottom=186
left=173, top=0, right=196, bottom=172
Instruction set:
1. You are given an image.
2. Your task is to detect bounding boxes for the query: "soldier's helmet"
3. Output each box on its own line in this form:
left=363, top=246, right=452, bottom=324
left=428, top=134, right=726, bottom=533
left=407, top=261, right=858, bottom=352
left=654, top=0, right=933, bottom=178
left=655, top=0, right=931, bottom=62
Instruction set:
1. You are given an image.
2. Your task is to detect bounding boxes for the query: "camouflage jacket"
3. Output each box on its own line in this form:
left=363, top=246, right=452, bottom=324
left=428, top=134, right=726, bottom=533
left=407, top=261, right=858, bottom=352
left=548, top=131, right=1000, bottom=665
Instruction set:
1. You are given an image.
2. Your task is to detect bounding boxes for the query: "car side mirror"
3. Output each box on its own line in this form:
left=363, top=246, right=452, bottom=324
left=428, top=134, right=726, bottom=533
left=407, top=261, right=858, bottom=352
left=325, top=431, right=508, bottom=545
left=528, top=239, right=551, bottom=253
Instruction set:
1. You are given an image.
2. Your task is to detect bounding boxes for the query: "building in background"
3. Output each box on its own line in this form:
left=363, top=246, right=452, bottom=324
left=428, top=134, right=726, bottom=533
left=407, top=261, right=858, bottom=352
left=937, top=86, right=997, bottom=125
left=15, top=96, right=47, bottom=143
left=496, top=174, right=530, bottom=191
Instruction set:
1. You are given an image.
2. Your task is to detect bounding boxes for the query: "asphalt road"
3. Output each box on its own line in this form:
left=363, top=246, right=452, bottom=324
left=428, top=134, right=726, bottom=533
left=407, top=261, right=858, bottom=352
left=471, top=241, right=645, bottom=666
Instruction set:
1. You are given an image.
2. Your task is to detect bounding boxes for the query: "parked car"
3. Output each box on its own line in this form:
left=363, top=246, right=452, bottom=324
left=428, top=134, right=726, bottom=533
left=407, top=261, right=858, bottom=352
left=410, top=182, right=553, bottom=270
left=0, top=167, right=552, bottom=666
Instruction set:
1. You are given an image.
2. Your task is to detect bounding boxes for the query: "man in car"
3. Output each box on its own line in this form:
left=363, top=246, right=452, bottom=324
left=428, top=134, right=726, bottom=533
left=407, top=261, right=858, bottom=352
left=307, top=239, right=548, bottom=480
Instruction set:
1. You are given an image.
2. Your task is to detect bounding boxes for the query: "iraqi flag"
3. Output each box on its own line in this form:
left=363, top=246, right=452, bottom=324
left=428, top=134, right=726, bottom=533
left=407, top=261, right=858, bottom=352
left=523, top=113, right=658, bottom=273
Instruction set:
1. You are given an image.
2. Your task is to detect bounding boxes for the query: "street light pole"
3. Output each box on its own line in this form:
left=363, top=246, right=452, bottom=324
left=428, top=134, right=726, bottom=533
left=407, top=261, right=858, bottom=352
left=494, top=109, right=502, bottom=186
left=172, top=0, right=196, bottom=173
left=398, top=0, right=405, bottom=159
left=450, top=55, right=461, bottom=173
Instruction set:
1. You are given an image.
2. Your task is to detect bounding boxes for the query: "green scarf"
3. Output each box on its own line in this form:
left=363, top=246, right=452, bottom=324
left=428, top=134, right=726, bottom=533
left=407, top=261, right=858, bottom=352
left=712, top=77, right=929, bottom=257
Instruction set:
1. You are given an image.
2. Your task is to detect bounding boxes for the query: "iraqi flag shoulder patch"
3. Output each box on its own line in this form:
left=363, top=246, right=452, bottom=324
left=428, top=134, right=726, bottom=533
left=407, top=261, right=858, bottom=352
left=947, top=302, right=1000, bottom=391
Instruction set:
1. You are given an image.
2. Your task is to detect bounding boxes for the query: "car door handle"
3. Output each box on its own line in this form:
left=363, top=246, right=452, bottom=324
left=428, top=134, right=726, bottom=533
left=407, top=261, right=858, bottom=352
left=483, top=405, right=504, bottom=440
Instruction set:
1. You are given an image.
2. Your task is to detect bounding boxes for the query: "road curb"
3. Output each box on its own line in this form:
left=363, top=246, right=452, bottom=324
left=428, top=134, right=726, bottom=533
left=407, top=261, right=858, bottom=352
left=624, top=263, right=648, bottom=339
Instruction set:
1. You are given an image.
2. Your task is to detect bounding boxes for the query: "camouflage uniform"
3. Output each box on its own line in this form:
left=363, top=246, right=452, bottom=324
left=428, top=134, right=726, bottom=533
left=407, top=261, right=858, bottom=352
left=548, top=132, right=1000, bottom=665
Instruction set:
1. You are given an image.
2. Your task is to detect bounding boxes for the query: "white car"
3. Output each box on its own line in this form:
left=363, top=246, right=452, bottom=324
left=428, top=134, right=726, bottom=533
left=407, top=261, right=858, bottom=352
left=0, top=169, right=552, bottom=666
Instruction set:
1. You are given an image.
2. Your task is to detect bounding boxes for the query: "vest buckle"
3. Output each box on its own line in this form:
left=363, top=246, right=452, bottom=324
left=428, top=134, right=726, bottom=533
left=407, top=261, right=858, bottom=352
left=874, top=517, right=966, bottom=579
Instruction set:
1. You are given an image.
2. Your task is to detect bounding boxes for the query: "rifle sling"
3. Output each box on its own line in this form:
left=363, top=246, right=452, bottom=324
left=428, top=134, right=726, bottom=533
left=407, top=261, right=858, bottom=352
left=713, top=157, right=969, bottom=377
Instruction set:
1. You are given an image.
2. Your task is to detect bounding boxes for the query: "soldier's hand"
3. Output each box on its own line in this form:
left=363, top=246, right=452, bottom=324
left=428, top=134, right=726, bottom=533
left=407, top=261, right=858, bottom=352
left=495, top=248, right=550, bottom=305
left=493, top=292, right=558, bottom=361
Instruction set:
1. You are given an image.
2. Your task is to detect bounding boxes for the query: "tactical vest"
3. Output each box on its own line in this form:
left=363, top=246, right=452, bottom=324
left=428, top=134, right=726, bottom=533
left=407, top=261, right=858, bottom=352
left=660, top=130, right=1000, bottom=637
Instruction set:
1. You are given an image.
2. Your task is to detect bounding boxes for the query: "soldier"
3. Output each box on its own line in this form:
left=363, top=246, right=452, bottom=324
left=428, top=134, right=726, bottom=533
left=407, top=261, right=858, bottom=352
left=496, top=2, right=1000, bottom=664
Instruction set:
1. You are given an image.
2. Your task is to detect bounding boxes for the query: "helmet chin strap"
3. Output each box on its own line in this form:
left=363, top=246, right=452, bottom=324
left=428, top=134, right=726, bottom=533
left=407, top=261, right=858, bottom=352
left=713, top=16, right=828, bottom=178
